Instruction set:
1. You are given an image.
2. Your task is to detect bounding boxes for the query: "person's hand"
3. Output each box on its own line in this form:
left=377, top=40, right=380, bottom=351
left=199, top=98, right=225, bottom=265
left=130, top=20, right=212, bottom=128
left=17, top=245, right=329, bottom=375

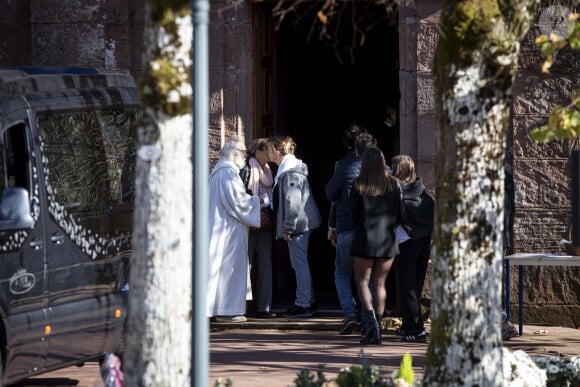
left=327, top=228, right=337, bottom=247
left=260, top=193, right=270, bottom=208
left=282, top=232, right=292, bottom=241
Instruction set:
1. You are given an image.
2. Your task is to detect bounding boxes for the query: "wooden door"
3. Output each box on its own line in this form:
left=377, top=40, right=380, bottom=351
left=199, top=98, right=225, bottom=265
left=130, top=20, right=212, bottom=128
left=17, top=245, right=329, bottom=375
left=253, top=3, right=276, bottom=139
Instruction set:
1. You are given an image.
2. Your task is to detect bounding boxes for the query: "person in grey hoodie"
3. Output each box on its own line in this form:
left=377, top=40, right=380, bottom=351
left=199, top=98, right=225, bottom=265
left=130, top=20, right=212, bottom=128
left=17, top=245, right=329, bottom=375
left=267, top=135, right=321, bottom=318
left=391, top=154, right=434, bottom=343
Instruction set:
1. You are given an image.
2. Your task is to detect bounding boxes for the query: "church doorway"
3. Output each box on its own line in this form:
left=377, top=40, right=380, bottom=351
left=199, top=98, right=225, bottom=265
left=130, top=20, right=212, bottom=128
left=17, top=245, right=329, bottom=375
left=254, top=2, right=400, bottom=310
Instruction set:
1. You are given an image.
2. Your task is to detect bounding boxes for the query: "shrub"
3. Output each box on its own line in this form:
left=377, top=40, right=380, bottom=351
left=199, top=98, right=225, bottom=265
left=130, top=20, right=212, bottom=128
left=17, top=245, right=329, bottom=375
left=213, top=377, right=233, bottom=387
left=295, top=350, right=413, bottom=387
left=393, top=353, right=414, bottom=386
left=294, top=364, right=328, bottom=387
left=532, top=355, right=580, bottom=387
left=218, top=348, right=580, bottom=386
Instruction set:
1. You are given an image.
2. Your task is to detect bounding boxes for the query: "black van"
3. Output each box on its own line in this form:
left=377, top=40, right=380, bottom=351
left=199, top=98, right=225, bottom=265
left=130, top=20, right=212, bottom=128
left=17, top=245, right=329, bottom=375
left=0, top=67, right=139, bottom=384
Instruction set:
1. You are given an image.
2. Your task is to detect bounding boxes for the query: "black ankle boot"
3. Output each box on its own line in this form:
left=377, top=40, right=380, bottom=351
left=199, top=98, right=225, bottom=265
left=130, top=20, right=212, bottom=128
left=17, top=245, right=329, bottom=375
left=360, top=310, right=381, bottom=345
left=375, top=312, right=383, bottom=344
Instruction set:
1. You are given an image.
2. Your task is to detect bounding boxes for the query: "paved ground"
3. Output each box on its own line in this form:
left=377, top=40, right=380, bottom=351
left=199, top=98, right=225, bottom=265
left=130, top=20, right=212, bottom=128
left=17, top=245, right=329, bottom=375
left=9, top=365, right=105, bottom=387
left=11, top=315, right=580, bottom=387
left=209, top=316, right=580, bottom=387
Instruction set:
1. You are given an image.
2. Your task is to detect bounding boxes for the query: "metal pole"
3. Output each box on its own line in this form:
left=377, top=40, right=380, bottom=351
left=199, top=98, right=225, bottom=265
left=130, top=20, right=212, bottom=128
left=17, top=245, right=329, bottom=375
left=504, top=259, right=510, bottom=320
left=191, top=1, right=209, bottom=386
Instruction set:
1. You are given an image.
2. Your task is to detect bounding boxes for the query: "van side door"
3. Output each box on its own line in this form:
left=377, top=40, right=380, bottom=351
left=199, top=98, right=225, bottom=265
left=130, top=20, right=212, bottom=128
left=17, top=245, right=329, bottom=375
left=0, top=121, right=48, bottom=380
left=36, top=108, right=135, bottom=367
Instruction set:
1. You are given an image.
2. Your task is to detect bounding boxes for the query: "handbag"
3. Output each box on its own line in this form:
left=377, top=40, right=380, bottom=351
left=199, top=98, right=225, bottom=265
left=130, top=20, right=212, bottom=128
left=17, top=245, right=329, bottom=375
left=260, top=207, right=273, bottom=229
left=252, top=207, right=273, bottom=230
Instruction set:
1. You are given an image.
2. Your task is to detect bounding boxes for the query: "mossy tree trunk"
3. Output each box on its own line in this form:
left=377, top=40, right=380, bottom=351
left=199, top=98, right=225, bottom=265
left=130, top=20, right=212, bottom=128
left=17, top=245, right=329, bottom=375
left=423, top=0, right=539, bottom=384
left=124, top=1, right=193, bottom=385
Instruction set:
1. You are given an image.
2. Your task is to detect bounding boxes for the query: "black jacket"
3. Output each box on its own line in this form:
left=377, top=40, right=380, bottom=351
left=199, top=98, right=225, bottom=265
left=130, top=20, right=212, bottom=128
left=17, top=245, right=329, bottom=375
left=400, top=177, right=434, bottom=240
left=350, top=185, right=403, bottom=258
left=325, top=151, right=361, bottom=233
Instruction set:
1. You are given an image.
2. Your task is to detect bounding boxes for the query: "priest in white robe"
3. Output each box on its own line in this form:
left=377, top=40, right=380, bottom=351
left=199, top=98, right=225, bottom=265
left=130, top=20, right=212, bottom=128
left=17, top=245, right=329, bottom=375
left=207, top=140, right=261, bottom=321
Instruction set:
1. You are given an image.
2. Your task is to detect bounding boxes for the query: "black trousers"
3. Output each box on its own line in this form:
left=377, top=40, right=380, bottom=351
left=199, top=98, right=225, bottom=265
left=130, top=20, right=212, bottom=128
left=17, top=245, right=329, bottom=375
left=396, top=236, right=431, bottom=334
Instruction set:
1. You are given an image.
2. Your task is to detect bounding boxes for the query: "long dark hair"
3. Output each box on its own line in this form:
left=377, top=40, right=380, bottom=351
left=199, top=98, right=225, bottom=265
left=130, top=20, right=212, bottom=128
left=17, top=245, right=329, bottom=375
left=354, top=146, right=396, bottom=196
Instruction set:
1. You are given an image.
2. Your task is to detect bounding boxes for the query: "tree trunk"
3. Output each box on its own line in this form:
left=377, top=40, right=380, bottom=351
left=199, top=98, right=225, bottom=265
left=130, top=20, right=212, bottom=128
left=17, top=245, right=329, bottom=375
left=423, top=0, right=539, bottom=385
left=124, top=2, right=193, bottom=386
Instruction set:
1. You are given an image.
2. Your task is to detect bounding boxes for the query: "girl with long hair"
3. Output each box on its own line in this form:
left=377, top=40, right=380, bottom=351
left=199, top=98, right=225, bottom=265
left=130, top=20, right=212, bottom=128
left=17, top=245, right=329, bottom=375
left=350, top=146, right=404, bottom=344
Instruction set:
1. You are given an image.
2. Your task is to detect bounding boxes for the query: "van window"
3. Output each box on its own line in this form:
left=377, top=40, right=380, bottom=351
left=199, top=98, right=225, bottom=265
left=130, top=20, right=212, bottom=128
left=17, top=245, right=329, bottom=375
left=38, top=109, right=139, bottom=258
left=0, top=131, right=5, bottom=193
left=2, top=124, right=30, bottom=191
left=0, top=123, right=34, bottom=251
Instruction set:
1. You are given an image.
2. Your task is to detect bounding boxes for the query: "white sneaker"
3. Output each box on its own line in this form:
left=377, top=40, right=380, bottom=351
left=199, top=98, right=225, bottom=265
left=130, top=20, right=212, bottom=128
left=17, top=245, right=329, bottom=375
left=215, top=315, right=247, bottom=322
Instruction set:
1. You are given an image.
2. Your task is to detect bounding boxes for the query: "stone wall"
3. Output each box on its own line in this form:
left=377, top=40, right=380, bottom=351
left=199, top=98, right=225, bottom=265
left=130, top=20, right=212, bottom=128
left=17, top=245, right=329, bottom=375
left=0, top=0, right=31, bottom=65
left=510, top=12, right=580, bottom=327
left=413, top=0, right=580, bottom=328
left=0, top=0, right=143, bottom=77
left=208, top=1, right=254, bottom=168
left=399, top=0, right=440, bottom=192
left=0, top=0, right=244, bottom=168
left=1, top=0, right=579, bottom=327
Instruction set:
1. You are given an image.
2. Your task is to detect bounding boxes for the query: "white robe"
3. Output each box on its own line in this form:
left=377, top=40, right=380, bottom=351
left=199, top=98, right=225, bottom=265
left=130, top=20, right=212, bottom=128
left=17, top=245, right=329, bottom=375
left=207, top=159, right=261, bottom=317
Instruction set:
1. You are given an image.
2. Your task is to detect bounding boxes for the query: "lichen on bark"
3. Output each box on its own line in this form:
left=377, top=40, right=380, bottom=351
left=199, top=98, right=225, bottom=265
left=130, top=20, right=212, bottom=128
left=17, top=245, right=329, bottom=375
left=139, top=1, right=192, bottom=117
left=424, top=0, right=540, bottom=384
left=436, top=0, right=501, bottom=68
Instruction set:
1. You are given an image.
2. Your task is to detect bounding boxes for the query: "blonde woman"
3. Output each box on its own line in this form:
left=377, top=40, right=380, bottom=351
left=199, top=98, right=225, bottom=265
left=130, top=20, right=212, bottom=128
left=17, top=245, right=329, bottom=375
left=267, top=136, right=321, bottom=318
left=239, top=138, right=276, bottom=318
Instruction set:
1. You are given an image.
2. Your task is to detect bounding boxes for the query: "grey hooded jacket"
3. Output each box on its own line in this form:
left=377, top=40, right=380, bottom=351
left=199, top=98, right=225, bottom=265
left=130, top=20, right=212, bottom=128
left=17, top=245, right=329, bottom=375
left=273, top=161, right=321, bottom=238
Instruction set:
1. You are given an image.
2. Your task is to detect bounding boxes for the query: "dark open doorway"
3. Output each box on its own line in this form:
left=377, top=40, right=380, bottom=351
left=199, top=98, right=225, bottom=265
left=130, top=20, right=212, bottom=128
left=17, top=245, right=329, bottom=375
left=255, top=2, right=400, bottom=309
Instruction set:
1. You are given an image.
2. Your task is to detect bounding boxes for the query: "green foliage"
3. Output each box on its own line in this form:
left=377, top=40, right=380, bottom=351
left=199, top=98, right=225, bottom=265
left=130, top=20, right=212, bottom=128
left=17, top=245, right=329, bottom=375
left=335, top=350, right=391, bottom=387
left=293, top=351, right=417, bottom=386
left=393, top=353, right=415, bottom=385
left=294, top=364, right=328, bottom=387
left=531, top=13, right=580, bottom=143
left=149, top=0, right=190, bottom=23
left=530, top=96, right=580, bottom=142
left=436, top=0, right=501, bottom=70
left=140, top=2, right=192, bottom=116
left=535, top=32, right=568, bottom=72
left=536, top=13, right=580, bottom=72
left=571, top=19, right=580, bottom=49
left=214, top=377, right=233, bottom=387
left=335, top=364, right=390, bottom=387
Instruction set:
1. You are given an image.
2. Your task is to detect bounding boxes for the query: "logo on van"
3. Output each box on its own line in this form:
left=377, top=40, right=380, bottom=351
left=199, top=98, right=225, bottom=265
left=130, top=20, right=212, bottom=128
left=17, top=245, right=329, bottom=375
left=9, top=268, right=36, bottom=294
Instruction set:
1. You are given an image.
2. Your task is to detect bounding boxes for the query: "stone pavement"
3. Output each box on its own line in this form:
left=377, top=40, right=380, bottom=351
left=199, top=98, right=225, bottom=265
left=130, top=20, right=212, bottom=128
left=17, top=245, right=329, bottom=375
left=209, top=314, right=580, bottom=387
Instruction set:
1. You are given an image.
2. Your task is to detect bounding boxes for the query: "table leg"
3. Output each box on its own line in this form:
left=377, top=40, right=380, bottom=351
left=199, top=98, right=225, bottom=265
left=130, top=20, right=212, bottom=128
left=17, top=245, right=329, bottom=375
left=518, top=265, right=523, bottom=336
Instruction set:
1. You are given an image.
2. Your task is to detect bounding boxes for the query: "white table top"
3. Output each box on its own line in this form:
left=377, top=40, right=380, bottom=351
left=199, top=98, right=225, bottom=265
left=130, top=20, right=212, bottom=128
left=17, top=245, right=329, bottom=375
left=504, top=253, right=580, bottom=266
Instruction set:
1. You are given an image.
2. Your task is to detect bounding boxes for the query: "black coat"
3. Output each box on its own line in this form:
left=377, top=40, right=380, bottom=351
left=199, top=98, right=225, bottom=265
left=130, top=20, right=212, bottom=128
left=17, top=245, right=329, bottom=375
left=350, top=185, right=403, bottom=258
left=325, top=151, right=361, bottom=233
left=400, top=177, right=434, bottom=240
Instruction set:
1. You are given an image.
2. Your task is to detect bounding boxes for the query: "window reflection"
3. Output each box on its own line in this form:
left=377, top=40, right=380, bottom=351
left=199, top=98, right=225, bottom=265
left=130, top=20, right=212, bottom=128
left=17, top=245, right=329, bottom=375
left=38, top=109, right=139, bottom=258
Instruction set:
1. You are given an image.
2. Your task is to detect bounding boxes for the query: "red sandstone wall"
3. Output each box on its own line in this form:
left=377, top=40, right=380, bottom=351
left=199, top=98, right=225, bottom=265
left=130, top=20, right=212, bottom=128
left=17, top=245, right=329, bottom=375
left=0, top=0, right=144, bottom=77
left=412, top=0, right=580, bottom=328
left=1, top=0, right=579, bottom=327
